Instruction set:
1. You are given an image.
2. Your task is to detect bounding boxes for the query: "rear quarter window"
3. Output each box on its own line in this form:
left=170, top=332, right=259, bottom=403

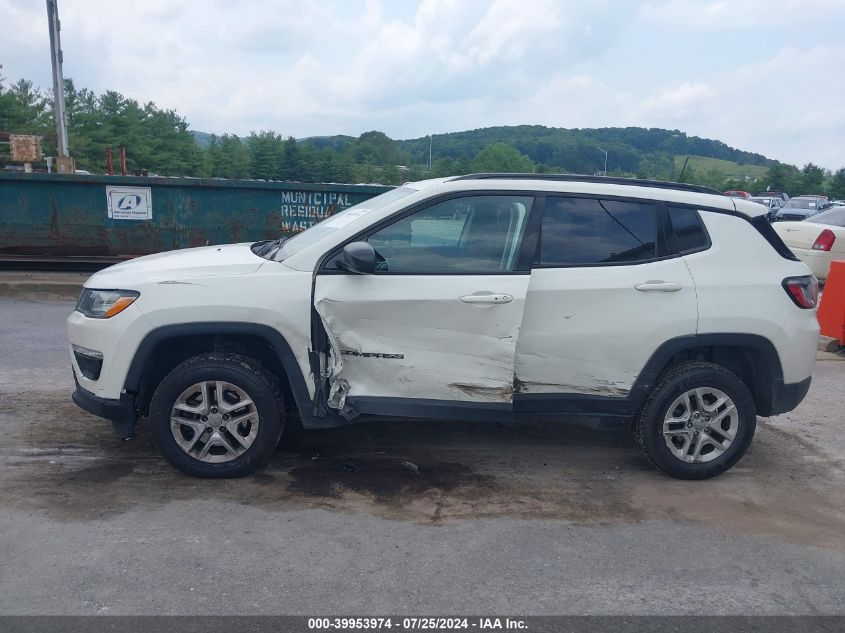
left=668, top=206, right=710, bottom=253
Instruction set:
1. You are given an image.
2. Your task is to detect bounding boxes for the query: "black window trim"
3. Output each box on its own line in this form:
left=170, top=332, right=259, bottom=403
left=316, top=190, right=542, bottom=276
left=315, top=189, right=790, bottom=274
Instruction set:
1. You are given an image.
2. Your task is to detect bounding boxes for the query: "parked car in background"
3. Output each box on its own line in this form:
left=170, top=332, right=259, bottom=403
left=757, top=191, right=790, bottom=202
left=749, top=196, right=784, bottom=221
left=830, top=200, right=845, bottom=207
left=775, top=196, right=829, bottom=221
left=773, top=206, right=845, bottom=281
left=724, top=190, right=752, bottom=198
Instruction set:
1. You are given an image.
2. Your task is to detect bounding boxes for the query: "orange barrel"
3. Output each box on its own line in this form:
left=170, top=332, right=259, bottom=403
left=818, top=260, right=845, bottom=345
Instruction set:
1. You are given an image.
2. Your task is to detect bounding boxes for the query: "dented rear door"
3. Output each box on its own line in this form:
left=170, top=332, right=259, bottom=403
left=313, top=194, right=535, bottom=411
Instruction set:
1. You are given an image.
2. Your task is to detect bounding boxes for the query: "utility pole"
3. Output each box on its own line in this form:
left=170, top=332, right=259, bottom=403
left=46, top=0, right=70, bottom=166
left=428, top=134, right=433, bottom=172
left=596, top=146, right=608, bottom=177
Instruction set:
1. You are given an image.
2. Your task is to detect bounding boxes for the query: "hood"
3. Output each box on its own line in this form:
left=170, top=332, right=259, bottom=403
left=85, top=242, right=266, bottom=288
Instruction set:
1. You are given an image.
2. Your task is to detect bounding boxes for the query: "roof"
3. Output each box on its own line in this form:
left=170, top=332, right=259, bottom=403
left=403, top=173, right=770, bottom=218
left=451, top=173, right=723, bottom=195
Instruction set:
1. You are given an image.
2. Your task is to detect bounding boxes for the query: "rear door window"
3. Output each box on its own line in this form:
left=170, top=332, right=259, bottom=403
left=538, top=197, right=665, bottom=266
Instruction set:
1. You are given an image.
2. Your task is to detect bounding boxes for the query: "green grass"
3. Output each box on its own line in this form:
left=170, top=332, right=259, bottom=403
left=674, top=155, right=769, bottom=181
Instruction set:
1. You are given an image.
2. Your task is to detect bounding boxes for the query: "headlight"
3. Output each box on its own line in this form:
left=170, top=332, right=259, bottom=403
left=76, top=289, right=140, bottom=319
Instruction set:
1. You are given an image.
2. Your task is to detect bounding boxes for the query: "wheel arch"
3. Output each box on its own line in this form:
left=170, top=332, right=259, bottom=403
left=124, top=323, right=314, bottom=421
left=631, top=333, right=784, bottom=417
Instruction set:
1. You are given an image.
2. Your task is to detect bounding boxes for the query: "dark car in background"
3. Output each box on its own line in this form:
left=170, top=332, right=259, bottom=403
left=774, top=196, right=830, bottom=221
left=749, top=196, right=784, bottom=221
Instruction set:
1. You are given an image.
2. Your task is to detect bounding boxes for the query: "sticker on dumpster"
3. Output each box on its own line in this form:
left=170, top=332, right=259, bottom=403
left=106, top=186, right=153, bottom=220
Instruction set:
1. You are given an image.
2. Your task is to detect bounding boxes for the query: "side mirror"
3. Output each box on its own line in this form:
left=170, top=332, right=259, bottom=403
left=338, top=241, right=376, bottom=274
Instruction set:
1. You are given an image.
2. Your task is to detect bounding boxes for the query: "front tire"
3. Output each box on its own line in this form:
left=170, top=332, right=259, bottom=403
left=149, top=353, right=284, bottom=478
left=634, top=361, right=756, bottom=480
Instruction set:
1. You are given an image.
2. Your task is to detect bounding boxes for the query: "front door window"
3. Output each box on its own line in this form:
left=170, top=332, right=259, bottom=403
left=364, top=195, right=533, bottom=273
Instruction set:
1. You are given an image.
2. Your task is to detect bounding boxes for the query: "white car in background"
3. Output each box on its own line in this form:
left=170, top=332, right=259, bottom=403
left=774, top=206, right=845, bottom=281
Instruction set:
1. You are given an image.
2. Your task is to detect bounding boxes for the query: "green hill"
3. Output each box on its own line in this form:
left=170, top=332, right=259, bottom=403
left=674, top=155, right=770, bottom=182
left=190, top=124, right=786, bottom=188
left=295, top=125, right=777, bottom=180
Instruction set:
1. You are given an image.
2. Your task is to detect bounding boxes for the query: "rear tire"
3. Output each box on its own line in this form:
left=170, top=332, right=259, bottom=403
left=634, top=361, right=756, bottom=480
left=149, top=353, right=284, bottom=478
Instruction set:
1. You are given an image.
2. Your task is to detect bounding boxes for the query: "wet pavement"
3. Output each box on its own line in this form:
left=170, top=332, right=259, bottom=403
left=1, top=297, right=844, bottom=615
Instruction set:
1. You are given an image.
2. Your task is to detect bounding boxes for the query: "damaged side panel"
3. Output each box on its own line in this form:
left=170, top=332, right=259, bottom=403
left=313, top=274, right=530, bottom=411
left=514, top=263, right=698, bottom=398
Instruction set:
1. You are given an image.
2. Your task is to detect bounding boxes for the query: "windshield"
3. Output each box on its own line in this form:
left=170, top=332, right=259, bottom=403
left=784, top=199, right=818, bottom=210
left=750, top=198, right=772, bottom=206
left=273, top=187, right=416, bottom=261
left=806, top=207, right=845, bottom=227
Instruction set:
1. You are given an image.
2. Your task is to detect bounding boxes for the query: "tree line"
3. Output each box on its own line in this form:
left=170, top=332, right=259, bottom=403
left=2, top=74, right=844, bottom=199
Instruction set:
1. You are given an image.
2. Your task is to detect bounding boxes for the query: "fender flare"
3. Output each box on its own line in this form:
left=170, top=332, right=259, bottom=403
left=123, top=322, right=314, bottom=420
left=628, top=332, right=784, bottom=411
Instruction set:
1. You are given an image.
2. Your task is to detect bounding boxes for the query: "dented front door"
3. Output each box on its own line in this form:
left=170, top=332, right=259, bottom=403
left=315, top=275, right=529, bottom=406
left=313, top=194, right=534, bottom=411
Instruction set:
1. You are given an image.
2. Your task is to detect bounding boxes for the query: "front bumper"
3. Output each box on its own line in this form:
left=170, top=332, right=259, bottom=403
left=72, top=376, right=138, bottom=439
left=67, top=303, right=149, bottom=401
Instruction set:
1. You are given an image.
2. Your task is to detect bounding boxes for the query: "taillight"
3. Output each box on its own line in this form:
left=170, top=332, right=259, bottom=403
left=782, top=275, right=819, bottom=309
left=811, top=229, right=836, bottom=251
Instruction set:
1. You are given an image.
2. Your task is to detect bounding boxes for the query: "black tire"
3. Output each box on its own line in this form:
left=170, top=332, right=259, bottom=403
left=634, top=361, right=756, bottom=480
left=149, top=353, right=284, bottom=478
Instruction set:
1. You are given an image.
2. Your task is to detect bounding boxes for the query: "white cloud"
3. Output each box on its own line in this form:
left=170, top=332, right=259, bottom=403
left=1, top=0, right=844, bottom=168
left=639, top=82, right=716, bottom=120
left=641, top=0, right=845, bottom=27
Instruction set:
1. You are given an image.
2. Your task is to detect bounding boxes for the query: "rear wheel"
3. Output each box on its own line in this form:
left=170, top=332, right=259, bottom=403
left=634, top=361, right=756, bottom=479
left=149, top=353, right=284, bottom=478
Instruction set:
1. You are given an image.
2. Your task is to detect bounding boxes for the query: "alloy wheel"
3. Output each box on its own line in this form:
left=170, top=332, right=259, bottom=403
left=662, top=387, right=738, bottom=463
left=170, top=381, right=260, bottom=463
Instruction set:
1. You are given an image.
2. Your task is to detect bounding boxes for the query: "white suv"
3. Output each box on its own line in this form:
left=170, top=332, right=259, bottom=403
left=68, top=174, right=820, bottom=479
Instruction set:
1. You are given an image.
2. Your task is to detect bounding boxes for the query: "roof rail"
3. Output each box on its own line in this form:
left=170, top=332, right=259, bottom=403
left=450, top=173, right=724, bottom=196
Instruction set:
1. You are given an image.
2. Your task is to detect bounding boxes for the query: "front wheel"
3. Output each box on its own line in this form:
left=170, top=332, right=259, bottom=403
left=634, top=361, right=756, bottom=480
left=149, top=353, right=284, bottom=478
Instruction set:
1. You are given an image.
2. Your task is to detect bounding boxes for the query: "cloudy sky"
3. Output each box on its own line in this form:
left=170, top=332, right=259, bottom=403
left=2, top=0, right=844, bottom=168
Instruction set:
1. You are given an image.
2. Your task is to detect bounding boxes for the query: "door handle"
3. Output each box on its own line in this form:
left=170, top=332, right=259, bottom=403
left=635, top=281, right=682, bottom=292
left=459, top=293, right=513, bottom=304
